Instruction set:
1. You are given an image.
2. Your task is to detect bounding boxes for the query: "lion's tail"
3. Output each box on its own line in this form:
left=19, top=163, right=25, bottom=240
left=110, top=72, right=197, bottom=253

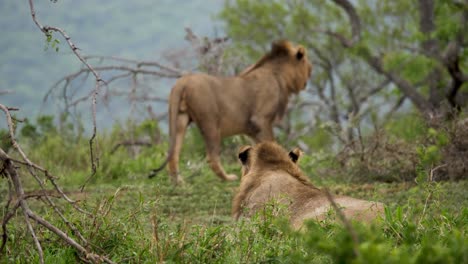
left=148, top=82, right=184, bottom=179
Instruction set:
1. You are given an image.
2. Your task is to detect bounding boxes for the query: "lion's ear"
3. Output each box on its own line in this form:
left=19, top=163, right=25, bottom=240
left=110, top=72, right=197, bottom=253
left=296, top=46, right=305, bottom=60
left=288, top=148, right=302, bottom=163
left=238, top=145, right=252, bottom=165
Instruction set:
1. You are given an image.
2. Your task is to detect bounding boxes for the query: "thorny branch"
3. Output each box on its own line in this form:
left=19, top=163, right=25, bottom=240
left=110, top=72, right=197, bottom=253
left=0, top=104, right=115, bottom=263
left=28, top=0, right=103, bottom=185
left=44, top=28, right=231, bottom=124
left=42, top=27, right=235, bottom=157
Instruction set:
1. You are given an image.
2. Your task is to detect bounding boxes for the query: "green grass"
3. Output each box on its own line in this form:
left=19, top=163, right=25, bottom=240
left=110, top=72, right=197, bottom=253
left=1, top=121, right=467, bottom=263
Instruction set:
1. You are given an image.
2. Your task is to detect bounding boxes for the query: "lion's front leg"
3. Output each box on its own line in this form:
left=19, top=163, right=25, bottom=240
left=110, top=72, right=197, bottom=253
left=249, top=115, right=274, bottom=142
left=248, top=88, right=281, bottom=142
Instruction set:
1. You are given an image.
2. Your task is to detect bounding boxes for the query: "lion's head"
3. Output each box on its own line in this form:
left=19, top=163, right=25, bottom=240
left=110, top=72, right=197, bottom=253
left=241, top=40, right=313, bottom=94
left=237, top=142, right=306, bottom=183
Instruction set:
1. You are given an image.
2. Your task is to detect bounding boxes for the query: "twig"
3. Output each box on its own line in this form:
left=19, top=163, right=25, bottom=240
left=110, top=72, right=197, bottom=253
left=0, top=103, right=113, bottom=263
left=1, top=148, right=45, bottom=263
left=0, top=147, right=115, bottom=264
left=0, top=90, right=14, bottom=96
left=110, top=139, right=153, bottom=154
left=323, top=188, right=361, bottom=258
left=84, top=55, right=185, bottom=75
left=417, top=190, right=433, bottom=227
left=0, top=104, right=90, bottom=215
left=27, top=212, right=115, bottom=264
left=429, top=164, right=447, bottom=182
left=29, top=0, right=105, bottom=188
left=150, top=212, right=159, bottom=255
left=0, top=177, right=16, bottom=254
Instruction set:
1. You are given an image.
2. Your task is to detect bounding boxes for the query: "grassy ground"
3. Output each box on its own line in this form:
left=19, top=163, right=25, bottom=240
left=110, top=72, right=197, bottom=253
left=1, top=125, right=467, bottom=263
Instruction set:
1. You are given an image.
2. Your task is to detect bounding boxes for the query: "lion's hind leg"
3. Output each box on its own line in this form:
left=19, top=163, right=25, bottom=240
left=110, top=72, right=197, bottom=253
left=168, top=113, right=190, bottom=185
left=199, top=124, right=238, bottom=181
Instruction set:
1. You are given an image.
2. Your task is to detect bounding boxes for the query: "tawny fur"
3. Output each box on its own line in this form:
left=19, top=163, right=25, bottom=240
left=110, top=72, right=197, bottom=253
left=232, top=142, right=384, bottom=230
left=151, top=40, right=313, bottom=185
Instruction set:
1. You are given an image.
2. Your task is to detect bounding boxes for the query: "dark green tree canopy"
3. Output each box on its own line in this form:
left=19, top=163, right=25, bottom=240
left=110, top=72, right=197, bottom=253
left=220, top=0, right=468, bottom=123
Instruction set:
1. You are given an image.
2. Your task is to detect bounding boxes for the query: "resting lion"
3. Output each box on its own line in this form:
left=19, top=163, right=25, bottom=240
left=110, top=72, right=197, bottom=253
left=232, top=142, right=384, bottom=230
left=149, top=40, right=313, bottom=184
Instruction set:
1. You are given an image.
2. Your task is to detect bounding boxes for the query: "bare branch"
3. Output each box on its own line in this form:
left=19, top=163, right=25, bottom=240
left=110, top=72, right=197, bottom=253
left=84, top=55, right=186, bottom=75
left=0, top=147, right=45, bottom=263
left=0, top=90, right=14, bottom=96
left=28, top=0, right=105, bottom=180
left=27, top=212, right=115, bottom=264
left=68, top=65, right=181, bottom=78
left=314, top=0, right=362, bottom=47
left=322, top=0, right=443, bottom=118
left=366, top=56, right=434, bottom=115
left=0, top=106, right=114, bottom=263
left=384, top=95, right=407, bottom=121
left=324, top=188, right=360, bottom=258
left=0, top=177, right=17, bottom=254
left=358, top=79, right=391, bottom=103
left=110, top=140, right=153, bottom=154
left=28, top=1, right=102, bottom=83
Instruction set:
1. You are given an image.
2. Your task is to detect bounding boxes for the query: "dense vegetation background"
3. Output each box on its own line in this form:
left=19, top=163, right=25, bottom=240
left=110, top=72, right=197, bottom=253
left=1, top=0, right=467, bottom=263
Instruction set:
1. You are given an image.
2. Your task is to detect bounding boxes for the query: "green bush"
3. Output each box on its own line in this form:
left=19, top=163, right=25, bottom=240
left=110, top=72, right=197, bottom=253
left=3, top=115, right=468, bottom=263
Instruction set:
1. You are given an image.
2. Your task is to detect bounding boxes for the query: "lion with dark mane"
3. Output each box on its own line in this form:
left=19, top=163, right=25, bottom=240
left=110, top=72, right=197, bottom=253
left=149, top=40, right=312, bottom=184
left=233, top=142, right=384, bottom=230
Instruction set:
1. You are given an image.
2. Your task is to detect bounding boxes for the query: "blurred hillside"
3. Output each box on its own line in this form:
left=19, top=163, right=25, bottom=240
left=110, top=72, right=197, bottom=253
left=0, top=0, right=223, bottom=126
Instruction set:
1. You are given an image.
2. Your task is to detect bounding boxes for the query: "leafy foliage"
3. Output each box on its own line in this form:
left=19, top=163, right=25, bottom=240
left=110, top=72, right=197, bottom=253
left=2, top=118, right=468, bottom=263
left=218, top=0, right=468, bottom=146
left=2, top=1, right=468, bottom=262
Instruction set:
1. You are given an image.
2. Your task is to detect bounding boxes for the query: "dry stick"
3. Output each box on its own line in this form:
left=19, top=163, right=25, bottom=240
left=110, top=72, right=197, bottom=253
left=0, top=104, right=90, bottom=216
left=84, top=55, right=185, bottom=75
left=89, top=188, right=123, bottom=241
left=0, top=177, right=16, bottom=254
left=0, top=149, right=45, bottom=264
left=80, top=81, right=100, bottom=192
left=0, top=104, right=102, bottom=260
left=110, top=139, right=152, bottom=154
left=0, top=202, right=20, bottom=255
left=130, top=73, right=138, bottom=114
left=323, top=188, right=361, bottom=259
left=150, top=212, right=159, bottom=254
left=46, top=65, right=179, bottom=109
left=105, top=81, right=169, bottom=103
left=45, top=72, right=79, bottom=103
left=429, top=164, right=447, bottom=182
left=46, top=65, right=179, bottom=106
left=0, top=148, right=115, bottom=264
left=29, top=0, right=105, bottom=189
left=418, top=191, right=433, bottom=228
left=0, top=155, right=86, bottom=263
left=39, top=196, right=88, bottom=245
left=105, top=72, right=133, bottom=85
left=27, top=212, right=115, bottom=264
left=57, top=65, right=181, bottom=79
left=27, top=164, right=91, bottom=216
left=0, top=90, right=14, bottom=95
left=418, top=164, right=447, bottom=226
